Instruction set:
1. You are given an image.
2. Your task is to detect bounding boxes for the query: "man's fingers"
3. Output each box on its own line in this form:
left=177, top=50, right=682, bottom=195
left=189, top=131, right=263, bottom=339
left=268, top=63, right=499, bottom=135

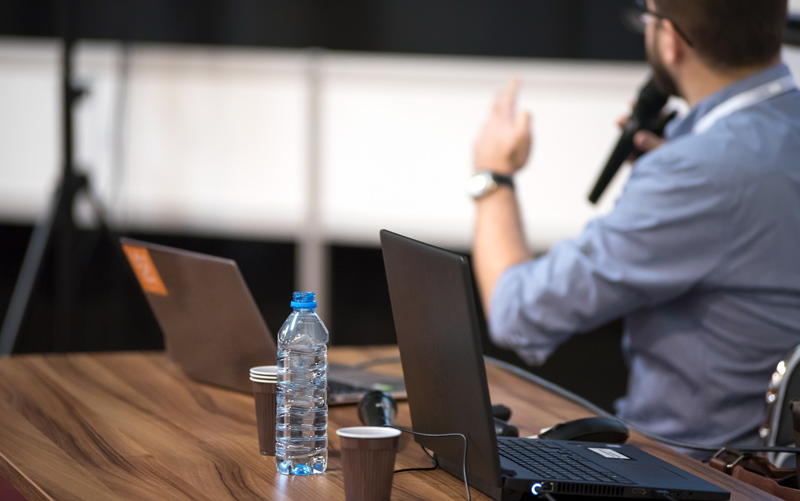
left=515, top=111, right=532, bottom=135
left=499, top=78, right=521, bottom=116
left=476, top=80, right=532, bottom=173
left=633, top=130, right=664, bottom=152
left=490, top=78, right=523, bottom=119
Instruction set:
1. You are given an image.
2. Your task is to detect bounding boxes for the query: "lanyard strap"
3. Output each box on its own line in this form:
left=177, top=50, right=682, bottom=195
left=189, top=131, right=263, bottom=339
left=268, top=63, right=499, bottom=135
left=693, top=75, right=797, bottom=134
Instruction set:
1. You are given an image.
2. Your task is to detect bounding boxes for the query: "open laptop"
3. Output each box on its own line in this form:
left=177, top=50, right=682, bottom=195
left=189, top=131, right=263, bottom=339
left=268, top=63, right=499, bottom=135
left=120, top=237, right=406, bottom=405
left=379, top=230, right=730, bottom=500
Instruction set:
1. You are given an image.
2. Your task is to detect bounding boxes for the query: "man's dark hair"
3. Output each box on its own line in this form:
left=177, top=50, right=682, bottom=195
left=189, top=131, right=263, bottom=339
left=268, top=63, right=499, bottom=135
left=653, top=0, right=787, bottom=69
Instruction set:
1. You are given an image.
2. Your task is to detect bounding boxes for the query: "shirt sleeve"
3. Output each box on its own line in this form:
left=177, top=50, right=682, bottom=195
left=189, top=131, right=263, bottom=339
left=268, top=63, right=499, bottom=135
left=488, top=148, right=730, bottom=365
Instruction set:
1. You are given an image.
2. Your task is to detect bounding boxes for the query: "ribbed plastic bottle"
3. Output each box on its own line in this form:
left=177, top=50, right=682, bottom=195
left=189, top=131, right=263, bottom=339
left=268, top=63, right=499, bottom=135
left=275, top=291, right=328, bottom=475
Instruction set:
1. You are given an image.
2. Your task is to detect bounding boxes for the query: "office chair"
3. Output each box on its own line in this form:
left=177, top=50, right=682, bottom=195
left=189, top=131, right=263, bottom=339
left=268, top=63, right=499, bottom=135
left=760, top=344, right=800, bottom=467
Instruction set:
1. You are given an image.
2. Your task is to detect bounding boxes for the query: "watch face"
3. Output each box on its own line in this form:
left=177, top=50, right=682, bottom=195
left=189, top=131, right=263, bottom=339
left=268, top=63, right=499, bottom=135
left=467, top=172, right=497, bottom=199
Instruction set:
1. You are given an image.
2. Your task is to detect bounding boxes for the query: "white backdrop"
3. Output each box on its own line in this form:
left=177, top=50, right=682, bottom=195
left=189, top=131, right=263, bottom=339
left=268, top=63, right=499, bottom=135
left=1, top=38, right=798, bottom=252
left=0, top=38, right=647, bottom=252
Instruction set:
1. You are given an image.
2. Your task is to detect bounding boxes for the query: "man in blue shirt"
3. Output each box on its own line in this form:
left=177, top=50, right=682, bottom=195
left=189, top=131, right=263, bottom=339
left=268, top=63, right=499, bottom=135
left=470, top=0, right=800, bottom=452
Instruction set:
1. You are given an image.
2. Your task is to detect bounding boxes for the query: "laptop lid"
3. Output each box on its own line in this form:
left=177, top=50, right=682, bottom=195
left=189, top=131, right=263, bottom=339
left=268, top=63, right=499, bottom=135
left=121, top=237, right=408, bottom=403
left=380, top=230, right=504, bottom=497
left=120, top=237, right=277, bottom=392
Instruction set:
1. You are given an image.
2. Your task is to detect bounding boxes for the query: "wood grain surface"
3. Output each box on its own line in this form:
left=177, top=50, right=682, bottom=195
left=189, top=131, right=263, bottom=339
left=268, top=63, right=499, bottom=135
left=0, top=347, right=779, bottom=500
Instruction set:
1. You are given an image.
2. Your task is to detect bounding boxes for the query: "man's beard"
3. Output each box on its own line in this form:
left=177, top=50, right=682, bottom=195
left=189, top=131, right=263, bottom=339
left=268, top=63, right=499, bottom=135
left=646, top=36, right=680, bottom=97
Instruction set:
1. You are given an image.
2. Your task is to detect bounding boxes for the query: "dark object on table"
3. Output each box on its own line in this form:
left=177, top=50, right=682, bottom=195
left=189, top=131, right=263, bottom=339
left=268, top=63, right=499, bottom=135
left=358, top=390, right=398, bottom=427
left=538, top=416, right=629, bottom=444
left=491, top=404, right=512, bottom=421
left=494, top=417, right=519, bottom=438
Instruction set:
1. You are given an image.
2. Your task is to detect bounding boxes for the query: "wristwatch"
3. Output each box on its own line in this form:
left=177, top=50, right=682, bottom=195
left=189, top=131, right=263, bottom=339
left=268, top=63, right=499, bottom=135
left=467, top=170, right=514, bottom=200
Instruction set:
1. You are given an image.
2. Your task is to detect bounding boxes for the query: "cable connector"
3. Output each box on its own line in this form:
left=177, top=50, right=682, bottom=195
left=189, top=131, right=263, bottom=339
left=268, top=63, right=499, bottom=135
left=655, top=489, right=679, bottom=501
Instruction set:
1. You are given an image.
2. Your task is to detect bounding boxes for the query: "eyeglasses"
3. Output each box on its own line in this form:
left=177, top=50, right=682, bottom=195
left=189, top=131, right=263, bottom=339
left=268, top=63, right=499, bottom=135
left=635, top=0, right=694, bottom=47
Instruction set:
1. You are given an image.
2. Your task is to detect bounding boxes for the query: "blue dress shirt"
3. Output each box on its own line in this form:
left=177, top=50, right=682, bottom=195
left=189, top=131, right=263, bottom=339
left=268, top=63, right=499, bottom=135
left=489, top=63, right=800, bottom=453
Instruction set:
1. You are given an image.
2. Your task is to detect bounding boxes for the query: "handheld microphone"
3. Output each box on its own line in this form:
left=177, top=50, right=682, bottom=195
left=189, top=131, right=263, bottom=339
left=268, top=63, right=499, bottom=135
left=494, top=417, right=519, bottom=437
left=588, top=77, right=669, bottom=204
left=357, top=390, right=398, bottom=427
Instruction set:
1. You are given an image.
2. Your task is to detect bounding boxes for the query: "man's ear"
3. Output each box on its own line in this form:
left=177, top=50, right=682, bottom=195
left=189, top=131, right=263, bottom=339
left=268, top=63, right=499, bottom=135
left=657, top=19, right=684, bottom=67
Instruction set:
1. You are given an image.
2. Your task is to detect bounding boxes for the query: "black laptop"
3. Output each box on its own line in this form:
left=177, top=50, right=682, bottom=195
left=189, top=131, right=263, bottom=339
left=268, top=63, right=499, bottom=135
left=379, top=230, right=730, bottom=500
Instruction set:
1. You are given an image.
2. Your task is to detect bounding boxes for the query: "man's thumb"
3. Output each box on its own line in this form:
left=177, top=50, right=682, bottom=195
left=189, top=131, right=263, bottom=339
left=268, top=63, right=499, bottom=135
left=633, top=130, right=664, bottom=152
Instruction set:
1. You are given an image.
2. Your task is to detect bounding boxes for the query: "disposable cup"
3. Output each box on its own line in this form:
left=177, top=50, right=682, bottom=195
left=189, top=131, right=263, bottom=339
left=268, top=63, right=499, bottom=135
left=337, top=426, right=401, bottom=501
left=252, top=379, right=278, bottom=455
left=250, top=366, right=277, bottom=376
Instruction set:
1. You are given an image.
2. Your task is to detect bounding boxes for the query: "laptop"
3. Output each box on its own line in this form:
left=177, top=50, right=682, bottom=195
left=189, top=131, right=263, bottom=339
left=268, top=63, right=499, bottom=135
left=120, top=237, right=406, bottom=405
left=379, top=230, right=730, bottom=500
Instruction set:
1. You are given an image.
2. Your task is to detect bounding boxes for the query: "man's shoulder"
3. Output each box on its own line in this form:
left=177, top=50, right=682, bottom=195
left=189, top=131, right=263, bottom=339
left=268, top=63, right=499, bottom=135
left=629, top=137, right=716, bottom=190
left=636, top=102, right=800, bottom=188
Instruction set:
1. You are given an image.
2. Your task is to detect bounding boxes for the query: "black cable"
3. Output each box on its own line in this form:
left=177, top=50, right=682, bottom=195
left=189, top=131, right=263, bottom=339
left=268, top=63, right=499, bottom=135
left=543, top=493, right=558, bottom=501
left=394, top=444, right=439, bottom=473
left=484, top=356, right=800, bottom=455
left=655, top=489, right=679, bottom=501
left=385, top=425, right=471, bottom=501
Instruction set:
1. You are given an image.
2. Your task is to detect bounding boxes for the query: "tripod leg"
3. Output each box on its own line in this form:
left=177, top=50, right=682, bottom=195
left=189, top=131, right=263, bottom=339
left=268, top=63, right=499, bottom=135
left=73, top=186, right=121, bottom=275
left=0, top=190, right=61, bottom=355
left=54, top=203, right=74, bottom=353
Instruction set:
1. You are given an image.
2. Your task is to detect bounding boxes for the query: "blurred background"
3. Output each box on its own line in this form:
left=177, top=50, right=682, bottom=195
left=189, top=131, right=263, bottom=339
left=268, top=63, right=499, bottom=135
left=1, top=0, right=800, bottom=414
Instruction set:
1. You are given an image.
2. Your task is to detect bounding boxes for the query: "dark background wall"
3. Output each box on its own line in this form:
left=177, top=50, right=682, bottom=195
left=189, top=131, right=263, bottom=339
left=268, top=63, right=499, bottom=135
left=0, top=223, right=628, bottom=412
left=0, top=0, right=644, bottom=61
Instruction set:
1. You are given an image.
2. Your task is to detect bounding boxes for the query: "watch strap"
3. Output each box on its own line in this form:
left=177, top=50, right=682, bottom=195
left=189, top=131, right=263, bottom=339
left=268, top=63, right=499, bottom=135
left=490, top=172, right=514, bottom=189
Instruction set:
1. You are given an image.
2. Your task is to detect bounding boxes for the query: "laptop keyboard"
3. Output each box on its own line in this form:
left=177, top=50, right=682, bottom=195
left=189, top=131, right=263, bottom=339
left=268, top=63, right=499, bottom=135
left=328, top=380, right=364, bottom=395
left=498, top=440, right=634, bottom=485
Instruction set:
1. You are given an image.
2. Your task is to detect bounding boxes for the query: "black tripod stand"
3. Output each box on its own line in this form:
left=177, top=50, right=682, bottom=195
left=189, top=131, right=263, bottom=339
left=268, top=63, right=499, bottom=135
left=0, top=0, right=117, bottom=355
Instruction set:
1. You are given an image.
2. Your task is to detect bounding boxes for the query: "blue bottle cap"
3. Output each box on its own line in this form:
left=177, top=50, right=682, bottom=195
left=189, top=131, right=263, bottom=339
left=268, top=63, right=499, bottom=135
left=290, top=291, right=317, bottom=308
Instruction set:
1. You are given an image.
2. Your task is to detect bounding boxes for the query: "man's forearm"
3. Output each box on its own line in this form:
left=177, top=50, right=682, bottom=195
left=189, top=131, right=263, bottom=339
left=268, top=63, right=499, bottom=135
left=470, top=78, right=532, bottom=313
left=472, top=186, right=530, bottom=314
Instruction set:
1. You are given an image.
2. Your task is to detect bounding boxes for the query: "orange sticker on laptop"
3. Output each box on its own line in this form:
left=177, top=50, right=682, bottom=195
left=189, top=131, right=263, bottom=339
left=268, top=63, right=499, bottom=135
left=122, top=245, right=168, bottom=296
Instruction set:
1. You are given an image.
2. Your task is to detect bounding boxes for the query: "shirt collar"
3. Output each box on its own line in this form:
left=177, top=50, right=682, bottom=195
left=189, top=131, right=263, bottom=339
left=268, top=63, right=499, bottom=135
left=666, top=62, right=792, bottom=139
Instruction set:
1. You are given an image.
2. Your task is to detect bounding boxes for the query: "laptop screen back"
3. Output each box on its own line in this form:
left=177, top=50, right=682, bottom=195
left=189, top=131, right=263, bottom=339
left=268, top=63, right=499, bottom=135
left=380, top=230, right=502, bottom=490
left=120, top=238, right=277, bottom=392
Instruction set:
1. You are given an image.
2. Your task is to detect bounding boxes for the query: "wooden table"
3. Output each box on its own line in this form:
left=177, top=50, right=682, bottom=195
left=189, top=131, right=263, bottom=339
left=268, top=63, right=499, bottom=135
left=0, top=347, right=778, bottom=500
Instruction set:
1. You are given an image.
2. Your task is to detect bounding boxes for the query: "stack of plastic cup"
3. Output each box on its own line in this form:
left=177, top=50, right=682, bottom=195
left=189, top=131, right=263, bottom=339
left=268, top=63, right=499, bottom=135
left=250, top=366, right=277, bottom=383
left=250, top=366, right=278, bottom=455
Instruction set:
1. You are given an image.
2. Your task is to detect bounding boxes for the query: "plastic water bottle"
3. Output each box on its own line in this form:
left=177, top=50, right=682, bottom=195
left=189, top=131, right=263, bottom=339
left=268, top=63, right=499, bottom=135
left=276, top=291, right=328, bottom=475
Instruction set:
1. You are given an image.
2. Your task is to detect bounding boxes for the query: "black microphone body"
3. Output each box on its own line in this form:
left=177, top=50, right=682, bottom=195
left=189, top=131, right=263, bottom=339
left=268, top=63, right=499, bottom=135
left=588, top=78, right=669, bottom=204
left=494, top=417, right=519, bottom=437
left=357, top=390, right=398, bottom=427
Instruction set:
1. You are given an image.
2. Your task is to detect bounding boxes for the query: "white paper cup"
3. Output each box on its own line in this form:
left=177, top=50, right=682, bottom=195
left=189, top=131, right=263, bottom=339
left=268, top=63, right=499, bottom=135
left=336, top=427, right=401, bottom=501
left=252, top=379, right=277, bottom=455
left=250, top=366, right=277, bottom=376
